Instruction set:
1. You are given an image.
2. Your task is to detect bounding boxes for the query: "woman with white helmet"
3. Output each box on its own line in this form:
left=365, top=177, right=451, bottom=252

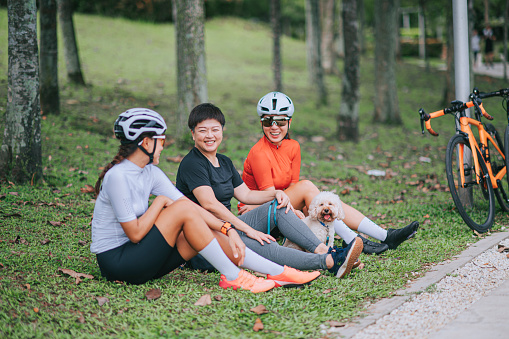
left=240, top=92, right=419, bottom=254
left=91, top=108, right=320, bottom=292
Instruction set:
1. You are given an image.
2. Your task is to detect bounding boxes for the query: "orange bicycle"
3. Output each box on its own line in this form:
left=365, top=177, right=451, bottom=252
left=418, top=87, right=509, bottom=232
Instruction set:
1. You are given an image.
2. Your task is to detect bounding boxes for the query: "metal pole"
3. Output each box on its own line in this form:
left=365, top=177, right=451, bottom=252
left=453, top=0, right=470, bottom=102
left=453, top=0, right=473, bottom=206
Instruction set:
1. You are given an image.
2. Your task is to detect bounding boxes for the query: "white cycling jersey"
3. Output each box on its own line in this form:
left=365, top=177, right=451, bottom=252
left=90, top=159, right=183, bottom=254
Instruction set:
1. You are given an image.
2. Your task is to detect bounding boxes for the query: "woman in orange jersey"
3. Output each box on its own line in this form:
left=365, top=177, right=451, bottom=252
left=240, top=92, right=419, bottom=254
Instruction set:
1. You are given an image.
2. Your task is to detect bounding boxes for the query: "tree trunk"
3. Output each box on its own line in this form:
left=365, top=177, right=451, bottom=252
left=334, top=0, right=344, bottom=58
left=57, top=0, right=86, bottom=85
left=175, top=0, right=208, bottom=140
left=373, top=0, right=401, bottom=124
left=338, top=0, right=359, bottom=142
left=271, top=0, right=283, bottom=92
left=40, top=0, right=60, bottom=115
left=419, top=0, right=430, bottom=72
left=442, top=3, right=455, bottom=106
left=504, top=0, right=508, bottom=82
left=305, top=0, right=327, bottom=105
left=1, top=0, right=42, bottom=184
left=357, top=0, right=366, bottom=55
left=321, top=0, right=338, bottom=75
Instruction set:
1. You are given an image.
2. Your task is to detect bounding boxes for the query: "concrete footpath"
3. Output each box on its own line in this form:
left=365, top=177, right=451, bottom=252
left=338, top=230, right=509, bottom=338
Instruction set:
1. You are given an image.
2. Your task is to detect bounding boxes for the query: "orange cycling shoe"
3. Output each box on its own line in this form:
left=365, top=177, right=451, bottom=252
left=219, top=270, right=275, bottom=293
left=266, top=266, right=321, bottom=288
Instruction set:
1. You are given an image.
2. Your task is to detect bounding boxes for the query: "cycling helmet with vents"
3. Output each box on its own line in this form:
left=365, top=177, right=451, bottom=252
left=256, top=92, right=294, bottom=117
left=114, top=108, right=167, bottom=143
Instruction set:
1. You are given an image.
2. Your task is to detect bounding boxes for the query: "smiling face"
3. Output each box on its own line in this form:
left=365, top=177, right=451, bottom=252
left=192, top=119, right=223, bottom=155
left=261, top=114, right=290, bottom=146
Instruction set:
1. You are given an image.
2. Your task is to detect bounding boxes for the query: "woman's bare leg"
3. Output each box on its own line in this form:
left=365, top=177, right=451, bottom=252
left=285, top=180, right=320, bottom=212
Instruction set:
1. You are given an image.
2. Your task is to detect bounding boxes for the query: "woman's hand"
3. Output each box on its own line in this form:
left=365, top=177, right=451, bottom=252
left=274, top=190, right=295, bottom=214
left=226, top=230, right=246, bottom=266
left=294, top=209, right=306, bottom=219
left=244, top=228, right=276, bottom=245
left=238, top=204, right=258, bottom=215
left=154, top=195, right=173, bottom=208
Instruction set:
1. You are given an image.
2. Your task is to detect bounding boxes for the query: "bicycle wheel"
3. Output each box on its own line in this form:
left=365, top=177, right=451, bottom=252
left=504, top=125, right=509, bottom=209
left=445, top=134, right=495, bottom=232
left=485, top=123, right=509, bottom=212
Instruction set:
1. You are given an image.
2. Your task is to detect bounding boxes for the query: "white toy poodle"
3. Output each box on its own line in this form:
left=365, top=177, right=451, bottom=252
left=283, top=191, right=345, bottom=251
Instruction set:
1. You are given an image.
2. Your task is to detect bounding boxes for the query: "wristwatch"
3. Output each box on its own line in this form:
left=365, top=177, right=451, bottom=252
left=220, top=222, right=236, bottom=235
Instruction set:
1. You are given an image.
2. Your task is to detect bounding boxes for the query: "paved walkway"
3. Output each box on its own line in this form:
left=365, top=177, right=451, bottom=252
left=473, top=62, right=509, bottom=79
left=429, top=277, right=509, bottom=338
left=337, top=231, right=509, bottom=338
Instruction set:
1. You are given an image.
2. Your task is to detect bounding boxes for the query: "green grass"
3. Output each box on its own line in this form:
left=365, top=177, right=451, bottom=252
left=1, top=9, right=509, bottom=338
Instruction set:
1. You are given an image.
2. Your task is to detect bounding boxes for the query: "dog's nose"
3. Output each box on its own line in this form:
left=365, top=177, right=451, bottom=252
left=324, top=209, right=330, bottom=214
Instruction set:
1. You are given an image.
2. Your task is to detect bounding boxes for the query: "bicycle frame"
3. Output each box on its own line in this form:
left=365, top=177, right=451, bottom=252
left=421, top=100, right=505, bottom=190
left=456, top=113, right=506, bottom=190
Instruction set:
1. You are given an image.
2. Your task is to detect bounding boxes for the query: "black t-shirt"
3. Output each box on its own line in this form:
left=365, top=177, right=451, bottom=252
left=176, top=147, right=243, bottom=211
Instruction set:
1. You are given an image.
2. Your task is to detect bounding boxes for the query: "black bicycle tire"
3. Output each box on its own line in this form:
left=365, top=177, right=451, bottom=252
left=504, top=125, right=509, bottom=206
left=485, top=123, right=509, bottom=212
left=445, top=134, right=495, bottom=232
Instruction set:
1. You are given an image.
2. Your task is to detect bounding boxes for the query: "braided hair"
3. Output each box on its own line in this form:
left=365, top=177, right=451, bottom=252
left=94, top=132, right=153, bottom=196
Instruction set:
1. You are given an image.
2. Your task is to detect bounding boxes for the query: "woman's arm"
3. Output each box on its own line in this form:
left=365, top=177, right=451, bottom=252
left=234, top=183, right=293, bottom=213
left=178, top=196, right=246, bottom=264
left=120, top=195, right=173, bottom=243
left=193, top=185, right=276, bottom=245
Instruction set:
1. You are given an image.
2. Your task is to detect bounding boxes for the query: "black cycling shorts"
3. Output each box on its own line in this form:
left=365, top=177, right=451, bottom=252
left=96, top=225, right=185, bottom=285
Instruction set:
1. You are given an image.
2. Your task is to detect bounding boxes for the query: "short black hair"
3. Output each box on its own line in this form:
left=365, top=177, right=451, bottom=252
left=188, top=103, right=226, bottom=130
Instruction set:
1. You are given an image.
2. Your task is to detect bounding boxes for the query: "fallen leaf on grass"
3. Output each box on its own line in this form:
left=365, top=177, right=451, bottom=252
left=9, top=192, right=18, bottom=196
left=323, top=289, right=332, bottom=294
left=253, top=318, right=264, bottom=332
left=80, top=185, right=95, bottom=194
left=194, top=294, right=211, bottom=306
left=214, top=295, right=222, bottom=301
left=145, top=288, right=162, bottom=300
left=77, top=315, right=85, bottom=324
left=49, top=221, right=62, bottom=227
left=96, top=296, right=109, bottom=306
left=33, top=307, right=39, bottom=313
left=41, top=238, right=50, bottom=245
left=58, top=268, right=94, bottom=284
left=250, top=305, right=269, bottom=315
left=327, top=320, right=346, bottom=328
left=78, top=240, right=87, bottom=246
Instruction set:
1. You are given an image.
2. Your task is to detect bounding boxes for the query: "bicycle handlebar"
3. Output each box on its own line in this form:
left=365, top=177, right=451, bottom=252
left=418, top=99, right=493, bottom=136
left=473, top=87, right=509, bottom=99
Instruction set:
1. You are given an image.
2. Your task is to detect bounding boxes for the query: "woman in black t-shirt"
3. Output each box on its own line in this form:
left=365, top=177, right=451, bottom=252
left=176, top=103, right=364, bottom=279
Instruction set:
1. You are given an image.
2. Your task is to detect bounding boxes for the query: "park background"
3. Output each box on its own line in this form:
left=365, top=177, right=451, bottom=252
left=1, top=0, right=509, bottom=337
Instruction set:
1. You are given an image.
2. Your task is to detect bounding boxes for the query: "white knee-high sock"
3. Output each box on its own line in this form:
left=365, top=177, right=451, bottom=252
left=357, top=217, right=388, bottom=241
left=240, top=248, right=284, bottom=276
left=333, top=219, right=357, bottom=244
left=198, top=238, right=241, bottom=281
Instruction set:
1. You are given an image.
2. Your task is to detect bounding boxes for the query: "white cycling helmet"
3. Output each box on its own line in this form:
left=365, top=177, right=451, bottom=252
left=114, top=108, right=167, bottom=143
left=257, top=92, right=294, bottom=117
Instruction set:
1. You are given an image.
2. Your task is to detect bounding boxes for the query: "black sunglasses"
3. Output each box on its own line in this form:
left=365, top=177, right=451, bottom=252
left=260, top=116, right=290, bottom=127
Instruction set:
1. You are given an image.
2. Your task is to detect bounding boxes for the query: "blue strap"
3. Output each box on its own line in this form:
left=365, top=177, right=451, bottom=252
left=267, top=198, right=278, bottom=234
left=319, top=221, right=330, bottom=245
left=267, top=202, right=272, bottom=235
